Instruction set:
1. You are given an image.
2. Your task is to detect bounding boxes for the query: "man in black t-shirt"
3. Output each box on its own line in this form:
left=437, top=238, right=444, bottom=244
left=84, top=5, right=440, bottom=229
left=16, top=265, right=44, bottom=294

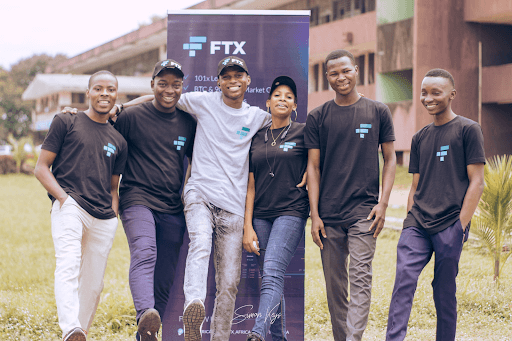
left=113, top=60, right=196, bottom=341
left=305, top=49, right=396, bottom=341
left=386, top=69, right=485, bottom=341
left=35, top=71, right=127, bottom=341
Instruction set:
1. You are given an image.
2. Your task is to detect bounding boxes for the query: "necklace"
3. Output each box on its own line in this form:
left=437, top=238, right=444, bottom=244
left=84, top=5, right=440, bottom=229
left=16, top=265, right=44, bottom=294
left=265, top=136, right=278, bottom=177
left=265, top=122, right=291, bottom=177
left=270, top=127, right=285, bottom=146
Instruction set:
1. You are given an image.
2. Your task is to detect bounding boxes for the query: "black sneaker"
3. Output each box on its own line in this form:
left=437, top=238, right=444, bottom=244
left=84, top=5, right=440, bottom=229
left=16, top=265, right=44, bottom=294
left=183, top=299, right=205, bottom=341
left=138, top=308, right=161, bottom=341
left=246, top=331, right=264, bottom=341
left=63, top=327, right=87, bottom=341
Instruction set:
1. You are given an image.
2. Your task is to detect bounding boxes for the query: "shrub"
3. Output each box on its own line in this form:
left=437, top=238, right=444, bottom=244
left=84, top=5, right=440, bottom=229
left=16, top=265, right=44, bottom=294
left=0, top=155, right=16, bottom=174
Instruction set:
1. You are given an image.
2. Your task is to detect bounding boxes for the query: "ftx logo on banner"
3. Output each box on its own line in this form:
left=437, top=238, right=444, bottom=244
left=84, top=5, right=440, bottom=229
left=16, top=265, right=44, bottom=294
left=183, top=36, right=246, bottom=57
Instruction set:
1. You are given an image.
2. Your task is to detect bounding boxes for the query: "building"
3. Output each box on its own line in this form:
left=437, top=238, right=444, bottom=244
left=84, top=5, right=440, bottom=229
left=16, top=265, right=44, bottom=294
left=22, top=74, right=153, bottom=131
left=32, top=0, right=512, bottom=162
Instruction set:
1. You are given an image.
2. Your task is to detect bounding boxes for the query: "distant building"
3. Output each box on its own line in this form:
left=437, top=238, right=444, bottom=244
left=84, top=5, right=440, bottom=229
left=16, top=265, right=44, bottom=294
left=31, top=0, right=512, bottom=162
left=22, top=74, right=152, bottom=131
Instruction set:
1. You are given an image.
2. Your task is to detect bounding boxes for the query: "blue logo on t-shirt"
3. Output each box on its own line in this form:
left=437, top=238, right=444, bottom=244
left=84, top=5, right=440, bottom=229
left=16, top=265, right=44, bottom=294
left=173, top=136, right=187, bottom=150
left=236, top=127, right=250, bottom=139
left=356, top=124, right=372, bottom=138
left=280, top=142, right=296, bottom=152
left=103, top=143, right=116, bottom=157
left=436, top=145, right=449, bottom=161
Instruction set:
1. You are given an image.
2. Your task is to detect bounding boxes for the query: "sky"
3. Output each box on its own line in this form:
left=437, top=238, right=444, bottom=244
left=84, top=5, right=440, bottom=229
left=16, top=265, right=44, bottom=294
left=0, top=0, right=204, bottom=70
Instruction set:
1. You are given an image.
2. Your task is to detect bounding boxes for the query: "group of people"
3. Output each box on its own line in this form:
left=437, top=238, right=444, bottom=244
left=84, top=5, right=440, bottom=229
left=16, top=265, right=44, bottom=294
left=34, top=48, right=485, bottom=341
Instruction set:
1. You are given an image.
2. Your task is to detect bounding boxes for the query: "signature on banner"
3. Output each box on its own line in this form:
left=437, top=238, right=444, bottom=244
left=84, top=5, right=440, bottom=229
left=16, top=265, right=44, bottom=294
left=232, top=304, right=282, bottom=325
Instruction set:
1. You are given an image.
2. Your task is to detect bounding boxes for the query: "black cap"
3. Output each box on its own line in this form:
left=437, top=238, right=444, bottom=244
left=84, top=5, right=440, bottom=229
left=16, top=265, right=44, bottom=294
left=217, top=56, right=249, bottom=76
left=152, top=59, right=184, bottom=79
left=270, top=76, right=297, bottom=99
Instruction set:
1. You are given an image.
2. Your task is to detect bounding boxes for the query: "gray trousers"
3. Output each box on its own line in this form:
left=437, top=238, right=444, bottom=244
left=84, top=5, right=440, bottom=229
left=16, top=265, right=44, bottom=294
left=183, top=189, right=244, bottom=341
left=321, top=219, right=376, bottom=341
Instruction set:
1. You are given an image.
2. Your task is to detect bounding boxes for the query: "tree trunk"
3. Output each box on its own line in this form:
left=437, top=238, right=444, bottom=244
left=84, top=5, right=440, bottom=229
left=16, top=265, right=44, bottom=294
left=494, top=257, right=500, bottom=281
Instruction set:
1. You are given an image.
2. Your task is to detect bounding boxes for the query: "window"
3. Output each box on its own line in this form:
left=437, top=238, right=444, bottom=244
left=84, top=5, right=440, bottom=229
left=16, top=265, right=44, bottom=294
left=357, top=55, right=365, bottom=85
left=368, top=53, right=375, bottom=84
left=126, top=94, right=139, bottom=102
left=366, top=0, right=376, bottom=12
left=333, top=0, right=375, bottom=21
left=313, top=63, right=320, bottom=92
left=333, top=0, right=350, bottom=20
left=310, top=7, right=319, bottom=26
left=72, top=92, right=85, bottom=104
left=322, top=62, right=330, bottom=91
left=322, top=14, right=331, bottom=24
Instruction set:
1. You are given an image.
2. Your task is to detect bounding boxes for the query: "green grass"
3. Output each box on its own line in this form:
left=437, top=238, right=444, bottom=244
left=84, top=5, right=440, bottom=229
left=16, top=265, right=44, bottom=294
left=392, top=164, right=413, bottom=188
left=305, top=225, right=512, bottom=340
left=0, top=174, right=137, bottom=340
left=2, top=174, right=511, bottom=340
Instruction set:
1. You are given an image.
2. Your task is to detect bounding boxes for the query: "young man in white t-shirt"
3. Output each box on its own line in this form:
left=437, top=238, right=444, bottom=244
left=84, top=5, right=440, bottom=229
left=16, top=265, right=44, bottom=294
left=177, top=57, right=271, bottom=341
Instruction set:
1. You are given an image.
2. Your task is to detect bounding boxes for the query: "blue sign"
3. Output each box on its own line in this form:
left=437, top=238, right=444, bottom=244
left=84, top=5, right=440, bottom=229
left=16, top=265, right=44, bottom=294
left=163, top=10, right=309, bottom=341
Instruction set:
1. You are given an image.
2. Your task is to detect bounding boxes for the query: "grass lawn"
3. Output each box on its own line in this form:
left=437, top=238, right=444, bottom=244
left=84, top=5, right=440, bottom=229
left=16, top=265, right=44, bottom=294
left=305, top=227, right=512, bottom=341
left=0, top=174, right=136, bottom=340
left=1, top=174, right=511, bottom=340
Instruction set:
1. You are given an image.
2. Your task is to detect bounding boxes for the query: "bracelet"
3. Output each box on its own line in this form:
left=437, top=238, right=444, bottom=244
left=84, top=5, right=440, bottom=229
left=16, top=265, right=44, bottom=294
left=115, top=103, right=124, bottom=117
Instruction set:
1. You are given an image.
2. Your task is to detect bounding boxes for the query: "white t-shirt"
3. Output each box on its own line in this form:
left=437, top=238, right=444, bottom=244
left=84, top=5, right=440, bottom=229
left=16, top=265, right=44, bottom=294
left=177, top=92, right=271, bottom=217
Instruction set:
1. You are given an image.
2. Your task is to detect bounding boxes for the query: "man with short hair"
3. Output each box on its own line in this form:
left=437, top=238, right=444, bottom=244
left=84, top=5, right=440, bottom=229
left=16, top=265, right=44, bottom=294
left=385, top=69, right=485, bottom=341
left=35, top=70, right=127, bottom=341
left=114, top=60, right=196, bottom=341
left=305, top=49, right=396, bottom=341
left=177, top=56, right=271, bottom=341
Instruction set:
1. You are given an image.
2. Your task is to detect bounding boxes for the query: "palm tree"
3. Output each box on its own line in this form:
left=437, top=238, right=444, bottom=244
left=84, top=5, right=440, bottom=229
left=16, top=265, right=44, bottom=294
left=472, top=154, right=512, bottom=285
left=7, top=133, right=33, bottom=173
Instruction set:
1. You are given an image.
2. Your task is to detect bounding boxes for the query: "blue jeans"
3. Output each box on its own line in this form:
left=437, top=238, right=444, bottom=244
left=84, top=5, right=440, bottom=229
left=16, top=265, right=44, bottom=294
left=121, top=205, right=186, bottom=322
left=386, top=220, right=469, bottom=341
left=251, top=215, right=306, bottom=341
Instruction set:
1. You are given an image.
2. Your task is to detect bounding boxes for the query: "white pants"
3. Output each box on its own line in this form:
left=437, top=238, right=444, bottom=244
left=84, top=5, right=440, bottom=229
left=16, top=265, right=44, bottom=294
left=50, top=196, right=118, bottom=337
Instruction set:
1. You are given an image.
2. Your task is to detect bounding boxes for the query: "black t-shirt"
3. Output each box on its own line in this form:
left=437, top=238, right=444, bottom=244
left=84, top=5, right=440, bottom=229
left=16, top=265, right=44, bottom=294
left=42, top=112, right=127, bottom=219
left=249, top=121, right=309, bottom=220
left=404, top=115, right=485, bottom=234
left=115, top=102, right=196, bottom=214
left=304, top=97, right=395, bottom=225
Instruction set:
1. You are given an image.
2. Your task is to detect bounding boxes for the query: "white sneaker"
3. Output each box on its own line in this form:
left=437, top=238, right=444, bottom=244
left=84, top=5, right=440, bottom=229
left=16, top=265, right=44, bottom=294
left=63, top=327, right=86, bottom=341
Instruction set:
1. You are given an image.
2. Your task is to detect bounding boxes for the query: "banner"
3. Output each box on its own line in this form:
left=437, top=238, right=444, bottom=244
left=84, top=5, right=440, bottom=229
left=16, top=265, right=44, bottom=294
left=163, top=10, right=310, bottom=340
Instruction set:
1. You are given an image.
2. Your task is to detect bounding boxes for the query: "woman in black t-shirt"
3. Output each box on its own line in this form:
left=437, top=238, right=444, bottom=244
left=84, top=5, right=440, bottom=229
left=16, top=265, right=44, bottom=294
left=243, top=76, right=309, bottom=341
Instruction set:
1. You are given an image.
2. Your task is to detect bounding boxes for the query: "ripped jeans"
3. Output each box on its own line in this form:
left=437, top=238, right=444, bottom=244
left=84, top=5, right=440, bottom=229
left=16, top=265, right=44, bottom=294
left=183, top=189, right=244, bottom=341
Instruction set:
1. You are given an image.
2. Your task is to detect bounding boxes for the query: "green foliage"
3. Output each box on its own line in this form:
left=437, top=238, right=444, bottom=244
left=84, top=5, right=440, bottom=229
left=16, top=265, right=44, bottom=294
left=6, top=134, right=33, bottom=173
left=9, top=54, right=67, bottom=89
left=472, top=154, right=512, bottom=284
left=0, top=54, right=67, bottom=139
left=0, top=68, right=32, bottom=139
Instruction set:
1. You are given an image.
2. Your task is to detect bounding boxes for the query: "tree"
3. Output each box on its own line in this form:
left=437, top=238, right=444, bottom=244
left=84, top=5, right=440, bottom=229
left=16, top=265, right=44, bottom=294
left=7, top=133, right=33, bottom=173
left=472, top=154, right=512, bottom=285
left=0, top=68, right=32, bottom=138
left=10, top=53, right=67, bottom=88
left=0, top=54, right=67, bottom=139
